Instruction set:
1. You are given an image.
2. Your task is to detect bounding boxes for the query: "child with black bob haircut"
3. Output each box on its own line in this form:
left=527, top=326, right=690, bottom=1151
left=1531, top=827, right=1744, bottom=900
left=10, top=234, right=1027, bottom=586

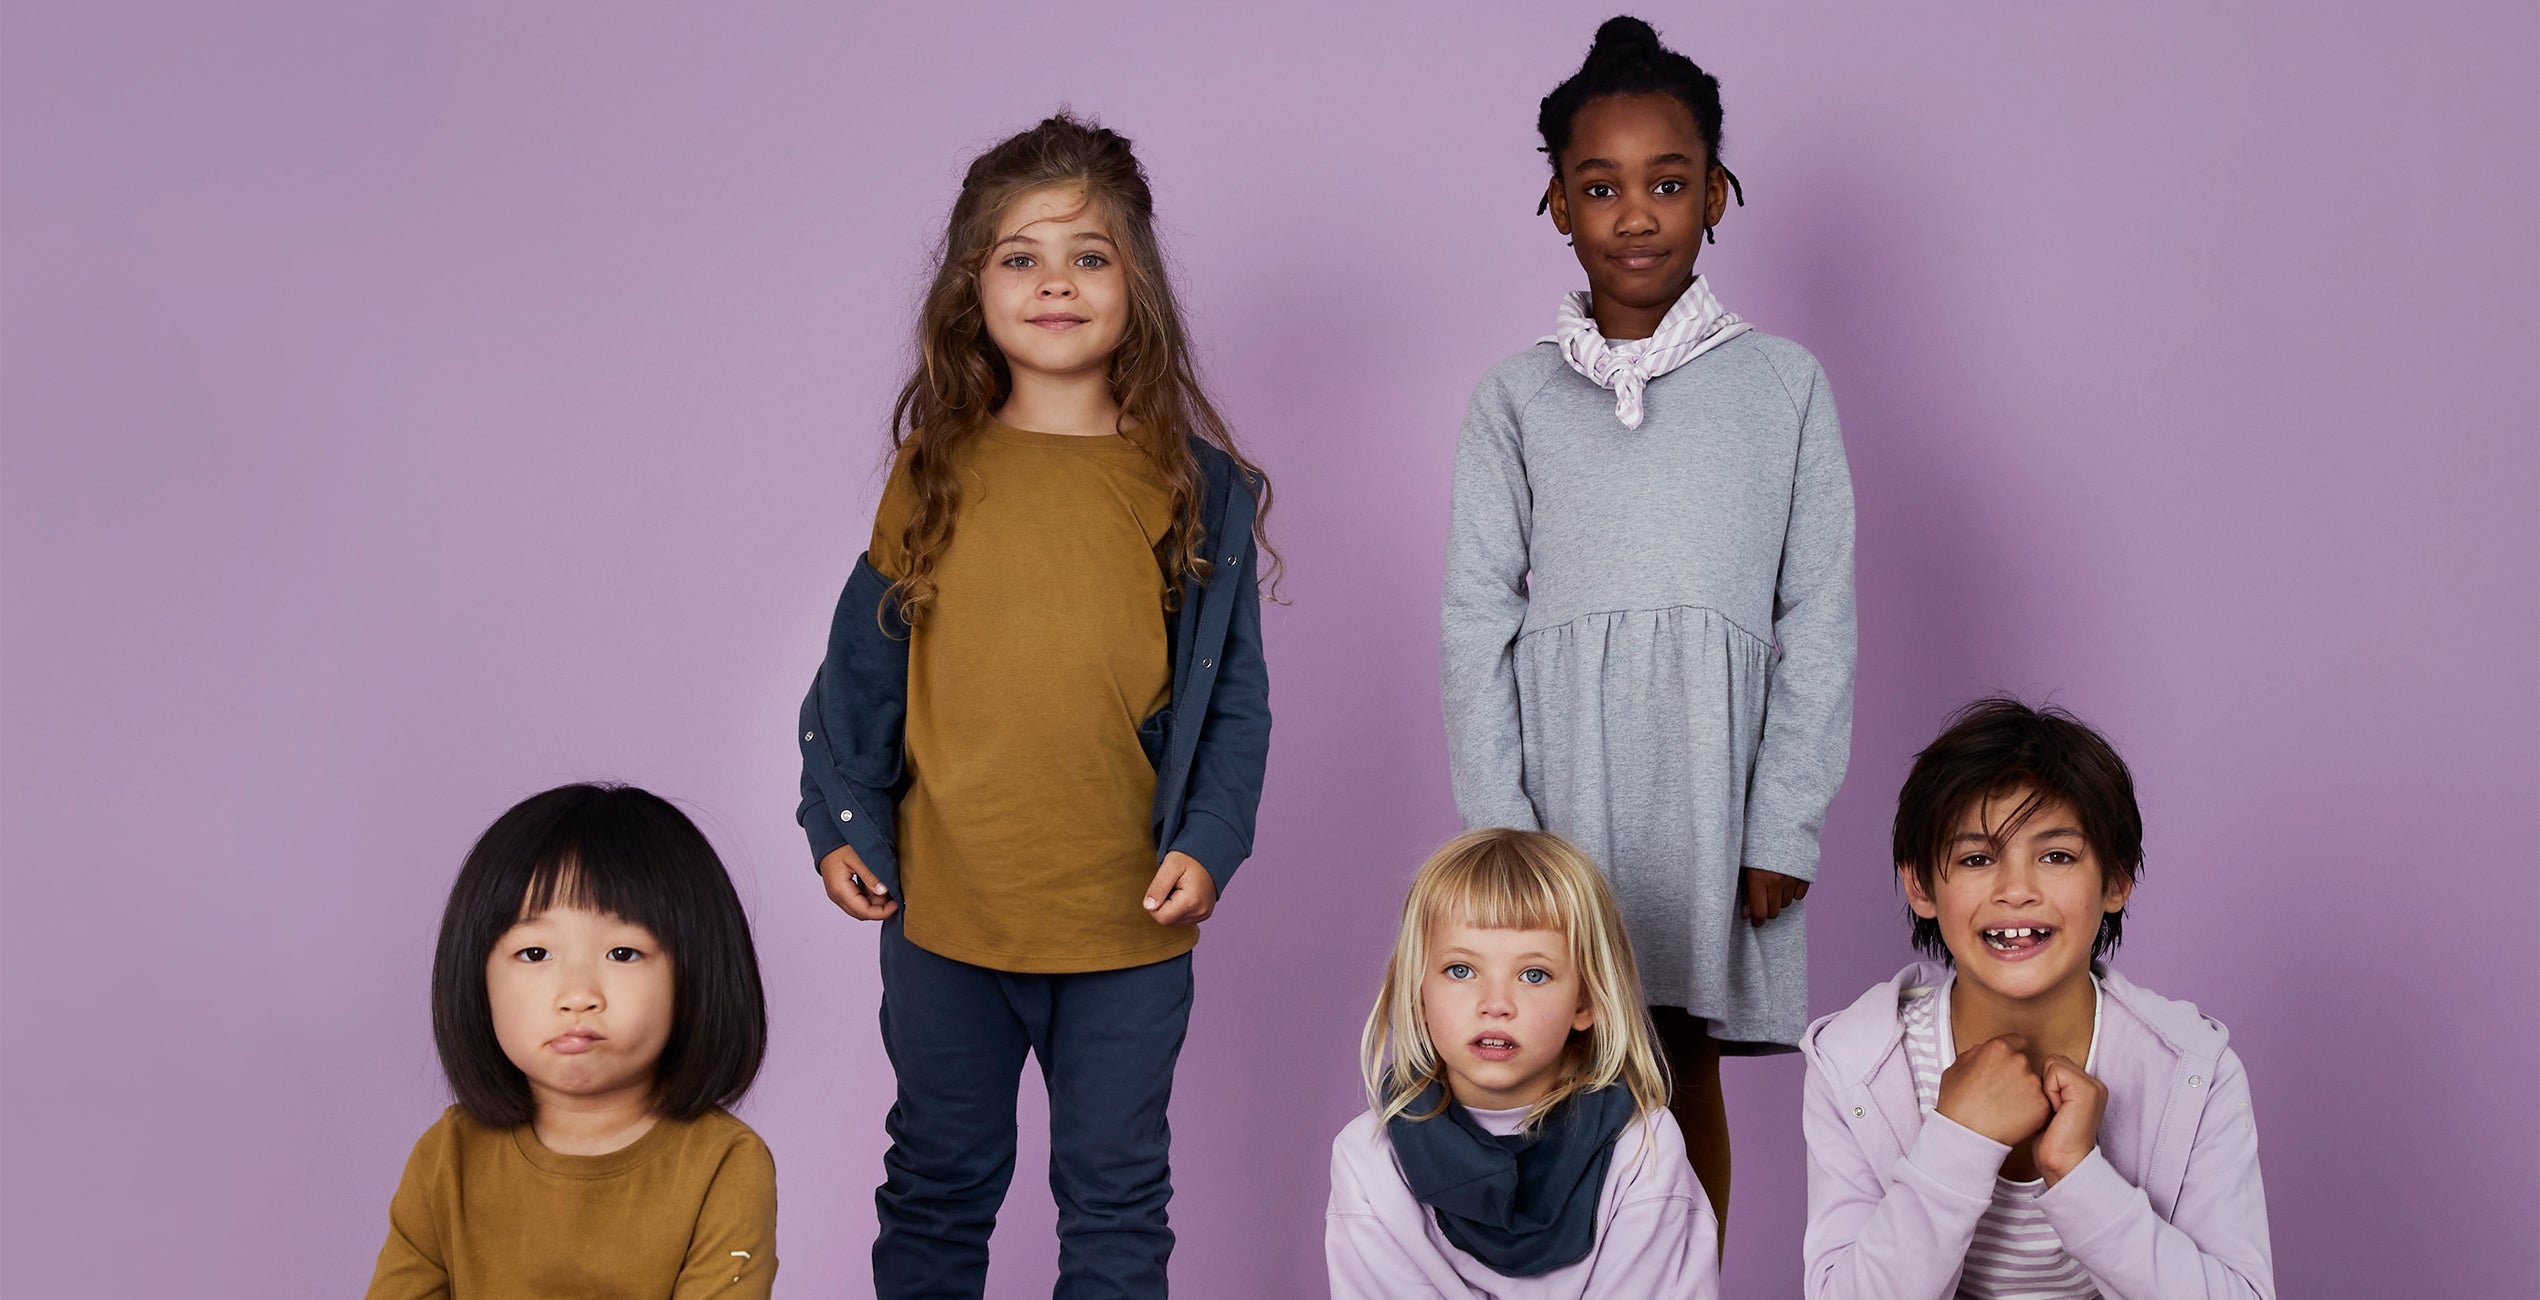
left=1798, top=700, right=2274, bottom=1299
left=367, top=783, right=778, bottom=1299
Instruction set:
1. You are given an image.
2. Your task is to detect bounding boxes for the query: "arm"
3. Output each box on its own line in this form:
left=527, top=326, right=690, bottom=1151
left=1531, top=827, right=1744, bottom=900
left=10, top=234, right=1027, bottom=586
left=796, top=552, right=909, bottom=889
left=674, top=1134, right=780, bottom=1299
left=363, top=1127, right=450, bottom=1300
left=1800, top=1062, right=1995, bottom=1300
left=1741, top=357, right=1856, bottom=885
left=1164, top=504, right=1272, bottom=895
left=1440, top=376, right=1541, bottom=832
left=2039, top=1052, right=2274, bottom=1300
left=1326, top=1139, right=1456, bottom=1300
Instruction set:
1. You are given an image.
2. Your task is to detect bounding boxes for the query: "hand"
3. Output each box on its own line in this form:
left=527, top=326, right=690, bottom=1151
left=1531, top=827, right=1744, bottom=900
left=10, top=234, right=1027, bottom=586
left=2035, top=1054, right=2108, bottom=1186
left=819, top=843, right=899, bottom=922
left=1936, top=1034, right=2052, bottom=1147
left=1143, top=851, right=1217, bottom=926
left=1741, top=868, right=1811, bottom=924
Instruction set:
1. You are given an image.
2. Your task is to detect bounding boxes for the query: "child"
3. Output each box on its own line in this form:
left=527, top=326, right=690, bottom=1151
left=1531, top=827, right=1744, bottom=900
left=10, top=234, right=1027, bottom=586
left=367, top=783, right=776, bottom=1298
left=1800, top=699, right=2275, bottom=1299
left=1441, top=14, right=1856, bottom=1231
left=794, top=112, right=1273, bottom=1299
left=1327, top=828, right=1717, bottom=1298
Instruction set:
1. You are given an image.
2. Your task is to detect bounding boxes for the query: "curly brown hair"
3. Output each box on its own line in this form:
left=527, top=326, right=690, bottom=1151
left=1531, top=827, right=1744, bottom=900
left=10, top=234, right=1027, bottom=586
left=885, top=112, right=1278, bottom=624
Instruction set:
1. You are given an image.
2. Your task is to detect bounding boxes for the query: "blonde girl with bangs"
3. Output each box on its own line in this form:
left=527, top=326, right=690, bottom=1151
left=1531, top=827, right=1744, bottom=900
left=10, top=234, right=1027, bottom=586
left=793, top=112, right=1275, bottom=1299
left=1328, top=829, right=1719, bottom=1299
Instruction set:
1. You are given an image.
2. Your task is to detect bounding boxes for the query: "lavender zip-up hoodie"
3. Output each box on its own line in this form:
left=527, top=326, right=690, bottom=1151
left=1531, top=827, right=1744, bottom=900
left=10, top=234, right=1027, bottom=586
left=1799, top=962, right=2274, bottom=1300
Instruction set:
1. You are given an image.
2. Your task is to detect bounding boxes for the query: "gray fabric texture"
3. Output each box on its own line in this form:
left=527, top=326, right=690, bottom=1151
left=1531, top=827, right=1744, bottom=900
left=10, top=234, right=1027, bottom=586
left=1441, top=333, right=1857, bottom=1049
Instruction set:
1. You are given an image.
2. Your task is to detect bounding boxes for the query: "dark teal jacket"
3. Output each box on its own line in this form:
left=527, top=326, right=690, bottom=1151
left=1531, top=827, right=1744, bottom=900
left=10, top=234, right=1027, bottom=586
left=796, top=440, right=1270, bottom=893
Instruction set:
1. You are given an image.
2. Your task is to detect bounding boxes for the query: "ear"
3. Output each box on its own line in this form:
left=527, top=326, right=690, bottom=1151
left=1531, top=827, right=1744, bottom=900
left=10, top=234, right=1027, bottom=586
left=1897, top=863, right=1940, bottom=919
left=2101, top=863, right=2136, bottom=915
left=1570, top=995, right=1596, bottom=1034
left=1547, top=177, right=1573, bottom=236
left=1704, top=164, right=1730, bottom=231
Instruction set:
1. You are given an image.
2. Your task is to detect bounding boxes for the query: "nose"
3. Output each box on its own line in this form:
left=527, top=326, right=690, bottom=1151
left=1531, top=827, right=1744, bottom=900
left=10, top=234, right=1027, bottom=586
left=1037, top=268, right=1075, bottom=299
left=557, top=964, right=604, bottom=1015
left=1993, top=861, right=2045, bottom=907
left=1616, top=192, right=1658, bottom=238
left=1477, top=977, right=1517, bottom=1018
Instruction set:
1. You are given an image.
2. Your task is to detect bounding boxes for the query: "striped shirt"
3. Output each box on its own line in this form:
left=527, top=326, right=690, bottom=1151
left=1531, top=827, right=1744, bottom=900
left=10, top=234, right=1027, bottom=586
left=1539, top=277, right=1751, bottom=429
left=1900, top=979, right=2103, bottom=1300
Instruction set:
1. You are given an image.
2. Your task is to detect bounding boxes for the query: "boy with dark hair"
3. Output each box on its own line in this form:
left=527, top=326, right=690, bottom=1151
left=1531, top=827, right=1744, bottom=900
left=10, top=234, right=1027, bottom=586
left=1799, top=699, right=2275, bottom=1300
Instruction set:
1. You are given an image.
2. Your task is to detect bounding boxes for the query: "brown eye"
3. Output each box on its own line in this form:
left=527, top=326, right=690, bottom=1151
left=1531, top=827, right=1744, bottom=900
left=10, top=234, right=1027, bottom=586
left=513, top=947, right=549, bottom=963
left=605, top=947, right=642, bottom=963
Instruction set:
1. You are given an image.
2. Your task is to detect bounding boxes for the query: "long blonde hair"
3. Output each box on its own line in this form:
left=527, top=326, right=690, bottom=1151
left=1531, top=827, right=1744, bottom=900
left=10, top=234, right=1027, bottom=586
left=1360, top=828, right=1669, bottom=1131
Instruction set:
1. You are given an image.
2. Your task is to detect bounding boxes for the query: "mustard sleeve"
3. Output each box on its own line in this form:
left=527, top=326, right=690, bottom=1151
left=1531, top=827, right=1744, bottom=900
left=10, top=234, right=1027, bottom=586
left=363, top=1117, right=453, bottom=1300
left=674, top=1130, right=779, bottom=1299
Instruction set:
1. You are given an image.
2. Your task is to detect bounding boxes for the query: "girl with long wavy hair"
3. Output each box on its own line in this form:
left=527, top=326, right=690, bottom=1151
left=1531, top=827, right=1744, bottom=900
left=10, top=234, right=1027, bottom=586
left=792, top=111, right=1276, bottom=1299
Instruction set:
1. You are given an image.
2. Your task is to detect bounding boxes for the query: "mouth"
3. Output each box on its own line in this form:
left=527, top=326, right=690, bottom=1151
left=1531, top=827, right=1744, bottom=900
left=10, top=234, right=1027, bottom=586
left=1027, top=313, right=1088, bottom=330
left=547, top=1028, right=604, bottom=1054
left=1605, top=246, right=1673, bottom=272
left=1469, top=1034, right=1520, bottom=1063
left=1978, top=925, right=2057, bottom=960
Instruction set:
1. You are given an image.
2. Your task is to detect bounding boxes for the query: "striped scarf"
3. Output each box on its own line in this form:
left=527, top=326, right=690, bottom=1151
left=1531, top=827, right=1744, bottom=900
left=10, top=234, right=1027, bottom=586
left=1542, top=277, right=1750, bottom=429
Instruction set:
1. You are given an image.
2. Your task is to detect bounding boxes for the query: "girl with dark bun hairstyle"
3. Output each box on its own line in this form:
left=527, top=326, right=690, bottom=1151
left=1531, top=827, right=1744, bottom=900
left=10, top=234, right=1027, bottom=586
left=1442, top=15, right=1857, bottom=1240
left=793, top=112, right=1274, bottom=1298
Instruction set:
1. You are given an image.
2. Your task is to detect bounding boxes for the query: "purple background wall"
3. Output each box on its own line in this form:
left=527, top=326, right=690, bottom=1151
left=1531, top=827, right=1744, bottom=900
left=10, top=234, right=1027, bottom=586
left=5, top=3, right=2534, bottom=1296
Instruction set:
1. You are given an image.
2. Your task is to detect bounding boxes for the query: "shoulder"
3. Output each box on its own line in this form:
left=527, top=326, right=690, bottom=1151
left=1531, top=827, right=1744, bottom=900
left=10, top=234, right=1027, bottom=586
left=681, top=1108, right=777, bottom=1172
left=1802, top=961, right=1948, bottom=1082
left=1713, top=331, right=1831, bottom=410
left=2096, top=965, right=2235, bottom=1064
left=1609, top=1107, right=1694, bottom=1192
left=1327, top=1109, right=1400, bottom=1192
left=1468, top=344, right=1570, bottom=413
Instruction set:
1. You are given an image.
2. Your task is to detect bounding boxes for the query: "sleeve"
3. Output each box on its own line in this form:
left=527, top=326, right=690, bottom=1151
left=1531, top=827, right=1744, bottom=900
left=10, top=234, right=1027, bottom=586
left=673, top=1131, right=780, bottom=1299
left=796, top=450, right=919, bottom=875
left=1325, top=1137, right=1454, bottom=1300
left=1577, top=1120, right=1720, bottom=1300
left=1164, top=506, right=1271, bottom=892
left=2038, top=1051, right=2274, bottom=1300
left=363, top=1124, right=451, bottom=1300
left=1740, top=356, right=1856, bottom=883
left=1801, top=1061, right=1999, bottom=1300
left=1440, top=373, right=1543, bottom=833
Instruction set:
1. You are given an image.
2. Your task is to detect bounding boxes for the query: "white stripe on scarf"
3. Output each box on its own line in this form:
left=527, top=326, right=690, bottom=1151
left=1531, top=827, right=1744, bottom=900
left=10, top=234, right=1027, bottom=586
left=1541, top=277, right=1751, bottom=429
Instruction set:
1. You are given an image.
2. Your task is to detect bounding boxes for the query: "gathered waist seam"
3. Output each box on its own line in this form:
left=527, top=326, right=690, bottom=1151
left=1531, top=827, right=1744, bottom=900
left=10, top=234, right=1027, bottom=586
left=1515, top=603, right=1773, bottom=652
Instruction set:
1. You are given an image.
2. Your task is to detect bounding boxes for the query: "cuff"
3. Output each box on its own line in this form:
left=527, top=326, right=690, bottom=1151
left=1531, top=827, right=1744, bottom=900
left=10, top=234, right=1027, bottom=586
left=2036, top=1148, right=2138, bottom=1251
left=1904, top=1113, right=2013, bottom=1204
left=1167, top=809, right=1251, bottom=893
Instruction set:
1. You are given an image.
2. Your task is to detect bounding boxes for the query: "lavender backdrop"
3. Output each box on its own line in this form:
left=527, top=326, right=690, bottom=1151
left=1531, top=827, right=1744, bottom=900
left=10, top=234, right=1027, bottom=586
left=5, top=3, right=2533, bottom=1296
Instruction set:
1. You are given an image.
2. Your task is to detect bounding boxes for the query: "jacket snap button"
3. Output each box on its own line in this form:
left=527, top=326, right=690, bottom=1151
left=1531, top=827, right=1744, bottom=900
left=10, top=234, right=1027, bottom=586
left=2189, top=1075, right=2203, bottom=1087
left=1224, top=554, right=1238, bottom=565
left=1852, top=1106, right=1864, bottom=1118
left=840, top=810, right=854, bottom=822
left=1201, top=658, right=1214, bottom=669
left=804, top=731, right=814, bottom=742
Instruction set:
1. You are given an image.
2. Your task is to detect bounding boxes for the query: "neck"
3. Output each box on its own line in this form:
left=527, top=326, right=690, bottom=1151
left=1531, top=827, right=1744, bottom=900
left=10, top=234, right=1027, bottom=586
left=529, top=1080, right=661, bottom=1156
left=1949, top=969, right=2097, bottom=1072
left=1588, top=271, right=1696, bottom=342
left=995, top=364, right=1123, bottom=438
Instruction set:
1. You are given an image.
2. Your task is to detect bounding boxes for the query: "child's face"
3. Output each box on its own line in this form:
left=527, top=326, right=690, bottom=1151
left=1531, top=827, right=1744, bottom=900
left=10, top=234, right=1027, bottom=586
left=976, top=183, right=1130, bottom=393
left=1420, top=921, right=1595, bottom=1111
left=1546, top=93, right=1729, bottom=319
left=1900, top=788, right=2133, bottom=1003
left=486, top=902, right=675, bottom=1111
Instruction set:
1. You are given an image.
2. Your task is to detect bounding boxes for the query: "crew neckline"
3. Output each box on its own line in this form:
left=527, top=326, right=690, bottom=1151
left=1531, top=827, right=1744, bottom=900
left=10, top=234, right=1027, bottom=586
left=510, top=1112, right=681, bottom=1179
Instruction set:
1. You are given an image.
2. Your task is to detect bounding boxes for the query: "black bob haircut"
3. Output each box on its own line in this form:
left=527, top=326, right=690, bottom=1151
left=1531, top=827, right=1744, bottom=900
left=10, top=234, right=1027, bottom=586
left=431, top=783, right=767, bottom=1129
left=1891, top=698, right=2145, bottom=963
left=1536, top=15, right=1744, bottom=233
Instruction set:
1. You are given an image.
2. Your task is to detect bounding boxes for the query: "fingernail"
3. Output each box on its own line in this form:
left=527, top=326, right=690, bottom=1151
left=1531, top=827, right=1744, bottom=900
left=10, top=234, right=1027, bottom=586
left=1144, top=897, right=1159, bottom=910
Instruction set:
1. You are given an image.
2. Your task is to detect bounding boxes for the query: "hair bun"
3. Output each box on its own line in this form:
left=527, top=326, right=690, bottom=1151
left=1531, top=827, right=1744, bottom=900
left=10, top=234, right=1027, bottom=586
left=1588, top=15, right=1663, bottom=60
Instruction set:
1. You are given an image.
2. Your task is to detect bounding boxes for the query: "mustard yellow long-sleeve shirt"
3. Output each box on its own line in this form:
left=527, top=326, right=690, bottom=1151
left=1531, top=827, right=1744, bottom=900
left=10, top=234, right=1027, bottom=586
left=365, top=1105, right=776, bottom=1299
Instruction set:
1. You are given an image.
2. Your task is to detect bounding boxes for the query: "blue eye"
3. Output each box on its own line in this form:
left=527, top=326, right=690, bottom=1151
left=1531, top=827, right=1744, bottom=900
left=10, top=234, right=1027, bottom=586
left=1444, top=962, right=1474, bottom=980
left=1519, top=968, right=1551, bottom=985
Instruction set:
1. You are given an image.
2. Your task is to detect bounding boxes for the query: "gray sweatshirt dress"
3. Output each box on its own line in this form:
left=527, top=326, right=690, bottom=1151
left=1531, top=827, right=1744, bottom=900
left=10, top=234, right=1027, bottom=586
left=1441, top=332, right=1856, bottom=1049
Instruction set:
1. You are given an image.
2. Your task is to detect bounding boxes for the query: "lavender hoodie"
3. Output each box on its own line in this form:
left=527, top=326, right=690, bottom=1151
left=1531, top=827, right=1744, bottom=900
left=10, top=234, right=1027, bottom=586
left=1799, top=962, right=2275, bottom=1300
left=1327, top=1103, right=1718, bottom=1299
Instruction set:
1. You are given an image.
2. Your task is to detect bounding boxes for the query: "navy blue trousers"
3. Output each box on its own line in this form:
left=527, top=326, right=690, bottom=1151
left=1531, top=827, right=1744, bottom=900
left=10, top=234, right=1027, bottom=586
left=873, top=917, right=1193, bottom=1300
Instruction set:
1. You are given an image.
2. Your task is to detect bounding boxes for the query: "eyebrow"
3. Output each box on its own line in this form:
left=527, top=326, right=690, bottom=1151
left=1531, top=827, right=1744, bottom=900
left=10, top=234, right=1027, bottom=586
left=1948, top=826, right=2085, bottom=846
left=992, top=230, right=1118, bottom=251
left=1434, top=948, right=1563, bottom=964
left=1572, top=152, right=1698, bottom=172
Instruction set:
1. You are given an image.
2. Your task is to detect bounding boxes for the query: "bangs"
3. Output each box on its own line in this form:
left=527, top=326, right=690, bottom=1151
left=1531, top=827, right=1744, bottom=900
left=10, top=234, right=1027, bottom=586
left=1425, top=857, right=1570, bottom=936
left=509, top=830, right=677, bottom=955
